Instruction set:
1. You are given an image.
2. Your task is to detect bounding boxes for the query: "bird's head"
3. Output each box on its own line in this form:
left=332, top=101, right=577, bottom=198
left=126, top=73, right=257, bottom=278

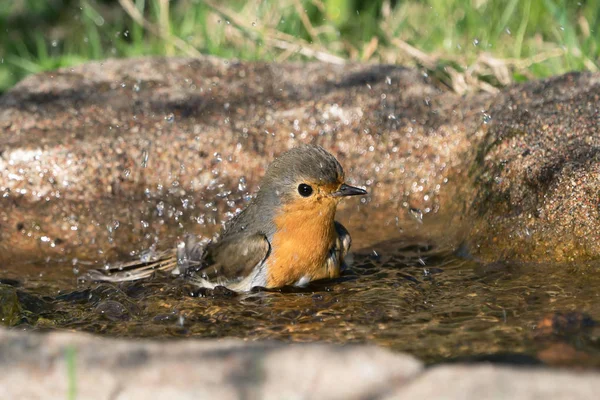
left=257, top=145, right=367, bottom=216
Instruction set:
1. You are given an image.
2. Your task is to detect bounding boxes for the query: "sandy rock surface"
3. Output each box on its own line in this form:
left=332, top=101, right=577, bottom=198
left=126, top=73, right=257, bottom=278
left=0, top=57, right=598, bottom=263
left=467, top=72, right=600, bottom=263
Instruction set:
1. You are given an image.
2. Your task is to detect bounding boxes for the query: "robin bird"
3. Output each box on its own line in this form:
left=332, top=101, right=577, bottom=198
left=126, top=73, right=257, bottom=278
left=89, top=145, right=367, bottom=292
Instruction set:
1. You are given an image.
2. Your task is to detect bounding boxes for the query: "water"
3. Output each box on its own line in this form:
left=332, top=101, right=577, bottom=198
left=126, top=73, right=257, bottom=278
left=1, top=228, right=599, bottom=367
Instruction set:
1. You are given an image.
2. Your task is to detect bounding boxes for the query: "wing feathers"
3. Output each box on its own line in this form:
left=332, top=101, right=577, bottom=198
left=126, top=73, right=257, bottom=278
left=191, top=233, right=270, bottom=281
left=86, top=233, right=270, bottom=285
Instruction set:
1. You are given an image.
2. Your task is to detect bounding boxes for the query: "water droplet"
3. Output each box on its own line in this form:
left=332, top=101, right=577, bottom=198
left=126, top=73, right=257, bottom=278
left=238, top=177, right=247, bottom=191
left=179, top=197, right=189, bottom=209
left=141, top=150, right=149, bottom=168
left=409, top=207, right=423, bottom=223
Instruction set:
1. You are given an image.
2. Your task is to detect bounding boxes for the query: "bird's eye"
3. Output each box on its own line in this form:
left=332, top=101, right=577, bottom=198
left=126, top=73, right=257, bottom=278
left=298, top=183, right=313, bottom=197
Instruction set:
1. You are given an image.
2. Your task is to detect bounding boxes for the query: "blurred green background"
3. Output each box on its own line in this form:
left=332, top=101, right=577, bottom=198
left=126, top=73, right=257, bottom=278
left=1, top=0, right=599, bottom=93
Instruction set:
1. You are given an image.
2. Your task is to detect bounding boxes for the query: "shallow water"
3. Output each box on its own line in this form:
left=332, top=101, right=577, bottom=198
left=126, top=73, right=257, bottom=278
left=1, top=228, right=599, bottom=367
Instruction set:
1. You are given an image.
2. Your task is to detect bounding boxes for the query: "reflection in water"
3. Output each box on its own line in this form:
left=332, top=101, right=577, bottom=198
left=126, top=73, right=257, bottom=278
left=1, top=237, right=599, bottom=368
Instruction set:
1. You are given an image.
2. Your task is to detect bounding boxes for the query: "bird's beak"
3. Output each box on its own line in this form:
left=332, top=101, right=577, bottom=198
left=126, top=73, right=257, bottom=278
left=332, top=183, right=368, bottom=197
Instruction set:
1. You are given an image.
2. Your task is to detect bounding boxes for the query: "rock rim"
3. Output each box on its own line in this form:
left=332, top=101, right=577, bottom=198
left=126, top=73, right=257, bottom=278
left=0, top=56, right=598, bottom=264
left=1, top=327, right=599, bottom=400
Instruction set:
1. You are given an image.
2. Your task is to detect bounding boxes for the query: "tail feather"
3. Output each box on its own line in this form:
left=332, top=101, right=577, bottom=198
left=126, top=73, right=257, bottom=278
left=84, top=249, right=180, bottom=282
left=84, top=234, right=207, bottom=283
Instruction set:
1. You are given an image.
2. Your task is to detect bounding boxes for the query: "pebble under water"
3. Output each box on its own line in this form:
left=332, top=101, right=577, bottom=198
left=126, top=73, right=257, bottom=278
left=1, top=228, right=599, bottom=368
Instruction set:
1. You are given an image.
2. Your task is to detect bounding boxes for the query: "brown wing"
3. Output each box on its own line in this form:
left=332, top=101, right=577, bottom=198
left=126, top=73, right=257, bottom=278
left=331, top=221, right=352, bottom=273
left=334, top=221, right=351, bottom=258
left=187, top=233, right=271, bottom=281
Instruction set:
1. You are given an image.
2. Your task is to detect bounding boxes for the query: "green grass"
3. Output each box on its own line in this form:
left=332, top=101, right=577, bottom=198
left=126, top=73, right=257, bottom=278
left=1, top=0, right=599, bottom=93
left=65, top=345, right=77, bottom=400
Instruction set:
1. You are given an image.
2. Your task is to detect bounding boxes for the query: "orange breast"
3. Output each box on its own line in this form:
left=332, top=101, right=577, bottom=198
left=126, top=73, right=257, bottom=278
left=267, top=199, right=339, bottom=287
